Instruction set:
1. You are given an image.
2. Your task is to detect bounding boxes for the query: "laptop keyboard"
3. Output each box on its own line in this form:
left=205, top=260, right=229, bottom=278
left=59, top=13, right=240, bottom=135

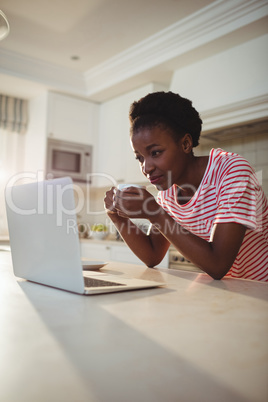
left=84, top=276, right=125, bottom=288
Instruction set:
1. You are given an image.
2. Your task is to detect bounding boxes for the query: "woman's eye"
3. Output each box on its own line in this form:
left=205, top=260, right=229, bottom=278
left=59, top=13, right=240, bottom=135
left=152, top=150, right=161, bottom=157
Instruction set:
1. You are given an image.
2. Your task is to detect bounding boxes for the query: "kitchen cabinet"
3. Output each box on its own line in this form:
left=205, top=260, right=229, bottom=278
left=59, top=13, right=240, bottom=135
left=80, top=242, right=112, bottom=261
left=47, top=92, right=99, bottom=174
left=80, top=240, right=169, bottom=268
left=95, top=102, right=128, bottom=187
left=25, top=92, right=100, bottom=177
left=47, top=92, right=99, bottom=146
left=110, top=245, right=147, bottom=266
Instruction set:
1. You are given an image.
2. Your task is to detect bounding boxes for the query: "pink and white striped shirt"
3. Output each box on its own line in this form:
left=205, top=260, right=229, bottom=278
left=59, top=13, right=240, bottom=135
left=157, top=148, right=268, bottom=281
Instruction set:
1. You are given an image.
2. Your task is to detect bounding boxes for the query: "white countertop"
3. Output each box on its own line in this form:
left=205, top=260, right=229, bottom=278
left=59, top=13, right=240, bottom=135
left=0, top=251, right=267, bottom=402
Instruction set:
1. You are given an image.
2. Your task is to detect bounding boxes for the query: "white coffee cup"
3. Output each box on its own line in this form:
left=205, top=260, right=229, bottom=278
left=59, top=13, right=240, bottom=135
left=117, top=183, right=146, bottom=190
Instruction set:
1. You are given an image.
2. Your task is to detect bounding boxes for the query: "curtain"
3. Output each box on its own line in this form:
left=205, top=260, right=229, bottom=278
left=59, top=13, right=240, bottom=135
left=0, top=95, right=28, bottom=236
left=0, top=95, right=28, bottom=134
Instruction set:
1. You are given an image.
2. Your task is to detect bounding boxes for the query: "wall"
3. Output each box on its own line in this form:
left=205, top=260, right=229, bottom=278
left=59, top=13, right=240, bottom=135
left=24, top=92, right=48, bottom=178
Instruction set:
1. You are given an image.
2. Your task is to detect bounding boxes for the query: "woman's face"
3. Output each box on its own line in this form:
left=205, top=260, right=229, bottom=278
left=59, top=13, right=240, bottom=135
left=131, top=125, right=192, bottom=191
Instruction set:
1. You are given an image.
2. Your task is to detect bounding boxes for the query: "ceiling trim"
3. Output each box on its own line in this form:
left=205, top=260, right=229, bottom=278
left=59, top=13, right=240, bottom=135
left=84, top=0, right=268, bottom=96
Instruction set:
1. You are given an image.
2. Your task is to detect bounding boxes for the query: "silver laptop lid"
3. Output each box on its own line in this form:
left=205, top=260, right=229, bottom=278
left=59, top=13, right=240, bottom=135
left=5, top=177, right=85, bottom=294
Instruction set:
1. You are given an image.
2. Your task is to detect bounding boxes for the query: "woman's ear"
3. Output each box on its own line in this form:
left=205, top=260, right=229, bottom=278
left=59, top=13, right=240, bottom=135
left=181, top=133, right=193, bottom=154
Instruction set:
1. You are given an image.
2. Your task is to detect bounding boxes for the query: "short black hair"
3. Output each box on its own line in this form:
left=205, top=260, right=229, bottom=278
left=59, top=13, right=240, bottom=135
left=129, top=91, right=202, bottom=147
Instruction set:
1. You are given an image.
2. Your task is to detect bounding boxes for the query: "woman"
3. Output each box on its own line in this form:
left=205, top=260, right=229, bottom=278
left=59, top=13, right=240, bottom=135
left=104, top=91, right=268, bottom=281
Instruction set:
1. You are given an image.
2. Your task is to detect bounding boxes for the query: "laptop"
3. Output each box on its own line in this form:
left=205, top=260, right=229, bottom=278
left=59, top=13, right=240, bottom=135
left=5, top=176, right=164, bottom=295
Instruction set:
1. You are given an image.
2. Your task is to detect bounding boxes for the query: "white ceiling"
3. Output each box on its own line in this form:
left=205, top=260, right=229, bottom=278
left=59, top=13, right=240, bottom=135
left=1, top=0, right=214, bottom=72
left=0, top=0, right=267, bottom=102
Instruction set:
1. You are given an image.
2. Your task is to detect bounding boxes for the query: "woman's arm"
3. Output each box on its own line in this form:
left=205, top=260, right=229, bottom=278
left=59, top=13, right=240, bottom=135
left=107, top=186, right=247, bottom=279
left=104, top=187, right=170, bottom=267
left=149, top=208, right=247, bottom=279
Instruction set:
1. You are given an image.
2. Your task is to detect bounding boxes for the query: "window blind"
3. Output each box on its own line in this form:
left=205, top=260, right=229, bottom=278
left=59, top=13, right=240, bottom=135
left=0, top=94, right=28, bottom=134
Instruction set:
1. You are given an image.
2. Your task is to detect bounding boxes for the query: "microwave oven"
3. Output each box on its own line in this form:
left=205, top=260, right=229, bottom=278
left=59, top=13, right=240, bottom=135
left=46, top=138, right=92, bottom=182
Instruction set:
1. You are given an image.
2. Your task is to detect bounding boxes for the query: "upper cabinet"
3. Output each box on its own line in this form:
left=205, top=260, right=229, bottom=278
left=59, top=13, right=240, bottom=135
left=46, top=92, right=99, bottom=174
left=47, top=92, right=99, bottom=146
left=25, top=92, right=100, bottom=177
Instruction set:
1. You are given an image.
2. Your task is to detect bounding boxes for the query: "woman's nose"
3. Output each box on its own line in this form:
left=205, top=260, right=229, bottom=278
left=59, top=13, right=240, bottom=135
left=142, top=159, right=154, bottom=176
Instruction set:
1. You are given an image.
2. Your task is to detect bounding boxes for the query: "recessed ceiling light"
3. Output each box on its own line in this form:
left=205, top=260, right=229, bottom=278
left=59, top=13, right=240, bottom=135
left=71, top=55, right=80, bottom=61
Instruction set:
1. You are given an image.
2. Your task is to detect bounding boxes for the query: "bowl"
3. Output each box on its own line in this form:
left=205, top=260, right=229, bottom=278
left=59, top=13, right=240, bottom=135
left=90, top=231, right=108, bottom=240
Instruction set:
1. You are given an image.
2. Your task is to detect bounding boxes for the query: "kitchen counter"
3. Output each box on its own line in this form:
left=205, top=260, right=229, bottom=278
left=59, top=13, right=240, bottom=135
left=0, top=250, right=267, bottom=402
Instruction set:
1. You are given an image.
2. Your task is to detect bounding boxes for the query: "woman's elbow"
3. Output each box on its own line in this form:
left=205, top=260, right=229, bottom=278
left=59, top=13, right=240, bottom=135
left=145, top=255, right=165, bottom=268
left=210, top=272, right=225, bottom=280
left=199, top=263, right=231, bottom=280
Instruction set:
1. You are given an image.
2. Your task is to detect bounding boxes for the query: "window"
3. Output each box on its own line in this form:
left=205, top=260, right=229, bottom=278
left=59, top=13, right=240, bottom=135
left=0, top=95, right=28, bottom=236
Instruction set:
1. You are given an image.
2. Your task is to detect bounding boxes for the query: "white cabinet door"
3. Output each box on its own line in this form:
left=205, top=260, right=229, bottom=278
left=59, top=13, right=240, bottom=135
left=110, top=245, right=144, bottom=265
left=80, top=241, right=169, bottom=268
left=47, top=93, right=99, bottom=146
left=125, top=152, right=144, bottom=183
left=80, top=242, right=111, bottom=261
left=96, top=102, right=126, bottom=187
left=111, top=245, right=169, bottom=268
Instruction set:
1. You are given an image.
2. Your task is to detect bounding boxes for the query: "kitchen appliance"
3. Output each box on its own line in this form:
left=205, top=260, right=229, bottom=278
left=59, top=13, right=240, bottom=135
left=169, top=248, right=202, bottom=272
left=46, top=138, right=92, bottom=182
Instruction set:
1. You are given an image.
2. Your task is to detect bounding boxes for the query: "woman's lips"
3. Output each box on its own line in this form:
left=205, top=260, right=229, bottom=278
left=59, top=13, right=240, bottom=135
left=149, top=175, right=163, bottom=184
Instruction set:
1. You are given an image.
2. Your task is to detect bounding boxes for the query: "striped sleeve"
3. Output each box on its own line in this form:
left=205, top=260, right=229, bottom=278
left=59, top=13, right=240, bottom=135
left=213, top=154, right=260, bottom=230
